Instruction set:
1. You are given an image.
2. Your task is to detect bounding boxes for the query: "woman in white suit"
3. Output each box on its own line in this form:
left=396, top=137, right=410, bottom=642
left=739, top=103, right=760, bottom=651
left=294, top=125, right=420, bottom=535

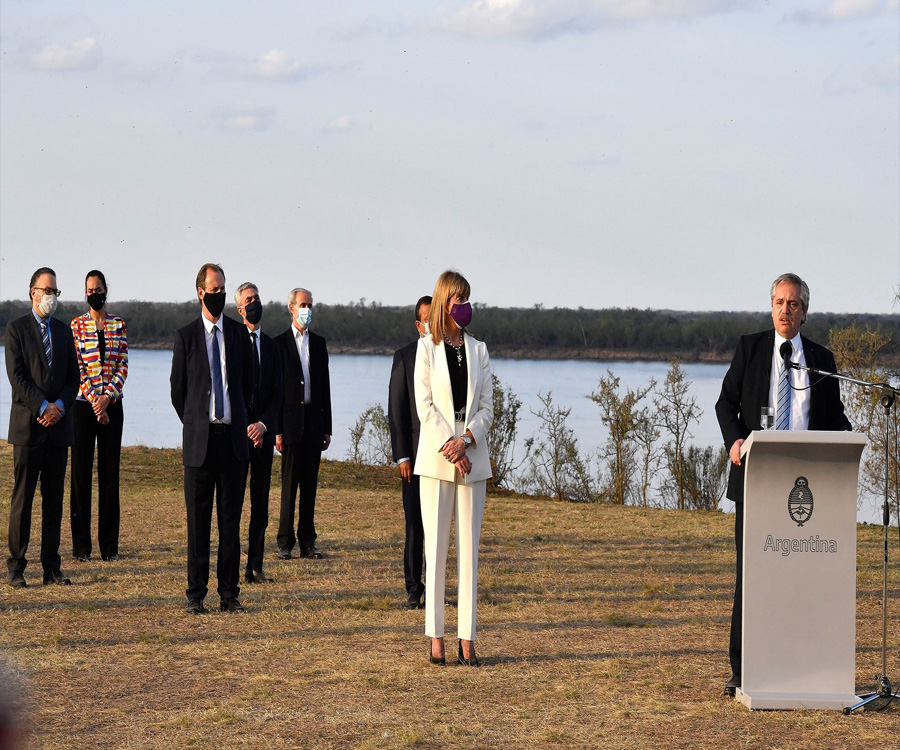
left=415, top=270, right=493, bottom=666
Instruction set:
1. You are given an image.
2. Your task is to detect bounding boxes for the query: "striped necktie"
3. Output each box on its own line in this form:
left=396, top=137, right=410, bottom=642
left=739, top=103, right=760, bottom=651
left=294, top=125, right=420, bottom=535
left=775, top=346, right=791, bottom=430
left=41, top=322, right=52, bottom=370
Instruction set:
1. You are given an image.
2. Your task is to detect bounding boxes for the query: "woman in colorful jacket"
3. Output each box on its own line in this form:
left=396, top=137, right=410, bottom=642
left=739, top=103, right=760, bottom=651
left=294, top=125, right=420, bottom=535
left=70, top=270, right=128, bottom=562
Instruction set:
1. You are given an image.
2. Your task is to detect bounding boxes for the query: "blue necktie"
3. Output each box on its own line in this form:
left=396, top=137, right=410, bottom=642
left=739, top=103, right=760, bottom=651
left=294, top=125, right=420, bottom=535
left=41, top=322, right=52, bottom=370
left=211, top=325, right=224, bottom=420
left=776, top=347, right=791, bottom=431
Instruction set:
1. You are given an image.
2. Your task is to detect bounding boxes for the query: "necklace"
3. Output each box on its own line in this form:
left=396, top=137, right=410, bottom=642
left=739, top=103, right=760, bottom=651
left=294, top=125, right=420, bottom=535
left=444, top=334, right=464, bottom=365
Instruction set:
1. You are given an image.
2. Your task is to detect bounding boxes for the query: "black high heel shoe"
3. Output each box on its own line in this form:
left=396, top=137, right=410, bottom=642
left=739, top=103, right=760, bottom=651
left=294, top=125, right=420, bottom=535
left=429, top=640, right=446, bottom=665
left=457, top=641, right=480, bottom=668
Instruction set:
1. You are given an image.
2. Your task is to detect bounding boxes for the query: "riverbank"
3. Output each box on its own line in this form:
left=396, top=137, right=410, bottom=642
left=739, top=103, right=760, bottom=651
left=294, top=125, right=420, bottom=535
left=0, top=444, right=896, bottom=749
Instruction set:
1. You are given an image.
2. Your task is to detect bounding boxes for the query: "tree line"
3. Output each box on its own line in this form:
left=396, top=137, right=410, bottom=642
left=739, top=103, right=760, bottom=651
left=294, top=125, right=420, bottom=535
left=2, top=298, right=898, bottom=362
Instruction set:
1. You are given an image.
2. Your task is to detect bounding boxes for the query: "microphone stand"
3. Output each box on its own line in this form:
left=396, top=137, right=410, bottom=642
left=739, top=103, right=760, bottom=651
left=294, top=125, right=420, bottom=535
left=790, top=363, right=899, bottom=712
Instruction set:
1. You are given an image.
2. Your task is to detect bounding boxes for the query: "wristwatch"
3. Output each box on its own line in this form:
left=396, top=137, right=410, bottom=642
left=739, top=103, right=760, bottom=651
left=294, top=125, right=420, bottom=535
left=462, top=434, right=473, bottom=448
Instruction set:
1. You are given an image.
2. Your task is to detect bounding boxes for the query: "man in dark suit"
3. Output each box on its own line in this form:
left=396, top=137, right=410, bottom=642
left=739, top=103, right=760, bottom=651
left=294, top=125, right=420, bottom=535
left=5, top=267, right=79, bottom=588
left=170, top=263, right=253, bottom=614
left=274, top=287, right=332, bottom=559
left=715, top=272, right=851, bottom=697
left=388, top=295, right=431, bottom=609
left=235, top=282, right=283, bottom=584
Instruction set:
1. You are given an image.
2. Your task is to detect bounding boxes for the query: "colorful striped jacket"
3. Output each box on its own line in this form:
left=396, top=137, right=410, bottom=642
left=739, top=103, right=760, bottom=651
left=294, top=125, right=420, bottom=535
left=70, top=313, right=129, bottom=403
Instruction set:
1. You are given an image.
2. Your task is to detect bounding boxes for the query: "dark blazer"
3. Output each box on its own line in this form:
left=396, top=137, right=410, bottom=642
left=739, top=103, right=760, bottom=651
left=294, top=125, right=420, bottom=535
left=274, top=327, right=332, bottom=446
left=5, top=313, right=79, bottom=447
left=248, top=329, right=283, bottom=443
left=716, top=329, right=851, bottom=502
left=388, top=340, right=420, bottom=464
left=170, top=315, right=253, bottom=467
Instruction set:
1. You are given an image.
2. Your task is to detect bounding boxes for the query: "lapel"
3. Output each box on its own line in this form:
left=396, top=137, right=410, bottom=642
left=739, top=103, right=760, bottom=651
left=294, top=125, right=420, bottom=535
left=195, top=317, right=212, bottom=390
left=463, top=333, right=477, bottom=419
left=29, top=314, right=52, bottom=374
left=756, top=330, right=775, bottom=408
left=432, top=338, right=454, bottom=419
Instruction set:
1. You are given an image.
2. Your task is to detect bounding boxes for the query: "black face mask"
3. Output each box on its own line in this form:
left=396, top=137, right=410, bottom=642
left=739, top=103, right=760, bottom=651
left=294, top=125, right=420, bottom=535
left=87, top=293, right=107, bottom=312
left=203, top=291, right=226, bottom=318
left=244, top=300, right=263, bottom=325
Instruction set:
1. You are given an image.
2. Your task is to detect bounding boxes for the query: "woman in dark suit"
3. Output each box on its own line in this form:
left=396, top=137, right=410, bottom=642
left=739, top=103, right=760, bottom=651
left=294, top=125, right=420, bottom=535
left=414, top=270, right=493, bottom=666
left=70, top=270, right=128, bottom=562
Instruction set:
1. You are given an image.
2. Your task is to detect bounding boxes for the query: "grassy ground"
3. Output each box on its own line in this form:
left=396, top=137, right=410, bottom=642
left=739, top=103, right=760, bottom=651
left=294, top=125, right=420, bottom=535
left=0, top=442, right=897, bottom=750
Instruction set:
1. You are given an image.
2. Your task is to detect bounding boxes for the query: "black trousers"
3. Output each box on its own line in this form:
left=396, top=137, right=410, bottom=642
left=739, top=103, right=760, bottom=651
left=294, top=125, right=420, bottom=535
left=277, top=442, right=321, bottom=552
left=7, top=441, right=68, bottom=576
left=70, top=399, right=124, bottom=559
left=402, top=473, right=425, bottom=599
left=729, top=502, right=744, bottom=678
left=184, top=427, right=247, bottom=602
left=245, top=436, right=275, bottom=574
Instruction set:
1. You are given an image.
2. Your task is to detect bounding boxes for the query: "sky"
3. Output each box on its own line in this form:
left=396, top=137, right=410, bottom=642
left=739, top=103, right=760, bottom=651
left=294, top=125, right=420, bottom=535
left=1, top=0, right=898, bottom=314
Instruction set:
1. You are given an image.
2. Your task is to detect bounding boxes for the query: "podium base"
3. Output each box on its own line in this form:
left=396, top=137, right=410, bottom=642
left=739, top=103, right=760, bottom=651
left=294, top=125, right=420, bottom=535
left=736, top=689, right=860, bottom=710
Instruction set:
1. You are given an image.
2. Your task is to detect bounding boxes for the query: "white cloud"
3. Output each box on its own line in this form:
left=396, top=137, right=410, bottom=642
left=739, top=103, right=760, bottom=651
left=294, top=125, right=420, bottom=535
left=325, top=115, right=353, bottom=131
left=253, top=49, right=311, bottom=80
left=791, top=0, right=893, bottom=23
left=30, top=37, right=101, bottom=71
left=221, top=104, right=275, bottom=132
left=434, top=0, right=747, bottom=38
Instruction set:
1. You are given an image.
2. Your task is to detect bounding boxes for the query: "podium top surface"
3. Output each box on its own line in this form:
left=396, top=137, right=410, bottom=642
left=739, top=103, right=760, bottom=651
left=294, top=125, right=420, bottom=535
left=740, top=430, right=866, bottom=458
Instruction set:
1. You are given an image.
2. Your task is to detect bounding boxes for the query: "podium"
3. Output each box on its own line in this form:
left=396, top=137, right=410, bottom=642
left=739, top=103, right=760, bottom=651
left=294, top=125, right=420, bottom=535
left=737, top=430, right=866, bottom=710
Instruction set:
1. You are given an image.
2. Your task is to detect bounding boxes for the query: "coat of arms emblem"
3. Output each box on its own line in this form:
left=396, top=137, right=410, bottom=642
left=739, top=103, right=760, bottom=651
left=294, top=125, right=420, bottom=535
left=788, top=476, right=814, bottom=527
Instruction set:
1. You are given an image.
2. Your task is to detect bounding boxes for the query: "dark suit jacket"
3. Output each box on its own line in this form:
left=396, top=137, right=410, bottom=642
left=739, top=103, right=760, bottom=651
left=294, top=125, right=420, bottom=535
left=248, top=329, right=283, bottom=446
left=388, top=340, right=420, bottom=464
left=716, top=329, right=851, bottom=502
left=5, top=313, right=79, bottom=447
left=170, top=315, right=253, bottom=467
left=274, top=327, right=332, bottom=446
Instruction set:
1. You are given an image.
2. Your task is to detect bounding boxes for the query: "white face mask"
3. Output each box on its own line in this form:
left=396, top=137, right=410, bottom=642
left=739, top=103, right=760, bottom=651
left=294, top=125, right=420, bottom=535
left=295, top=307, right=312, bottom=328
left=37, top=294, right=57, bottom=318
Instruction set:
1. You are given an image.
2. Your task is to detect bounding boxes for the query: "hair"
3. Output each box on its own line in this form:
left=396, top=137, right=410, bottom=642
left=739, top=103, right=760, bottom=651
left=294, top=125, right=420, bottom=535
left=770, top=273, right=809, bottom=312
left=428, top=270, right=470, bottom=344
left=233, top=282, right=259, bottom=307
left=29, top=266, right=56, bottom=291
left=415, top=295, right=432, bottom=323
left=288, top=287, right=313, bottom=306
left=85, top=269, right=108, bottom=292
left=195, top=263, right=225, bottom=291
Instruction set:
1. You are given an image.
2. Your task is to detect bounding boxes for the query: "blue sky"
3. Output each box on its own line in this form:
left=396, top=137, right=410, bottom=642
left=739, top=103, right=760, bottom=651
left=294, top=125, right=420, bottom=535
left=1, top=0, right=898, bottom=313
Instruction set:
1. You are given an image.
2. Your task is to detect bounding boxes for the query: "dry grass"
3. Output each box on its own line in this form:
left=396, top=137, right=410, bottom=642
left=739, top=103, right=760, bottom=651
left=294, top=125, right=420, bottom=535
left=0, top=442, right=897, bottom=750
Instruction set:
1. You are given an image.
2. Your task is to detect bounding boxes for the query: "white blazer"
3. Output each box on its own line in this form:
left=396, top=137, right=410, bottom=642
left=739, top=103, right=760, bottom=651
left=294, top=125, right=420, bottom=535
left=413, top=332, right=493, bottom=484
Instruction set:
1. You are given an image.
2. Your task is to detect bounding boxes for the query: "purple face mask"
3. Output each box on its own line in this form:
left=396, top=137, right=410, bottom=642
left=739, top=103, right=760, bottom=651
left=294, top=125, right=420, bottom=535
left=449, top=302, right=472, bottom=328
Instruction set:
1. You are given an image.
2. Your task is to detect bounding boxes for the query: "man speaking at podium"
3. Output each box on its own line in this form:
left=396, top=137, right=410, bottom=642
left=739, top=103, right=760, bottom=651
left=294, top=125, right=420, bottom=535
left=715, top=272, right=851, bottom=698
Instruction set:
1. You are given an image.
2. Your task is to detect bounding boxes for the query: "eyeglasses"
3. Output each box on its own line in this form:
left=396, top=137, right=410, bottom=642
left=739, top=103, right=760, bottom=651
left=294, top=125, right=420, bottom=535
left=32, top=287, right=61, bottom=297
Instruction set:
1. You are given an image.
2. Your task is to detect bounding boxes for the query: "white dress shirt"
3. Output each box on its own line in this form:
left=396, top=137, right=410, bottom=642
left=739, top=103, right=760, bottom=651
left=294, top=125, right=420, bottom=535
left=769, top=331, right=809, bottom=431
left=293, top=326, right=312, bottom=404
left=202, top=315, right=231, bottom=424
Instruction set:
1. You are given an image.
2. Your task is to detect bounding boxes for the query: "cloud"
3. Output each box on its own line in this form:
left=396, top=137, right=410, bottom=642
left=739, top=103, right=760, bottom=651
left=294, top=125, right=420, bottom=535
left=219, top=104, right=275, bottom=132
left=30, top=37, right=101, bottom=71
left=253, top=49, right=316, bottom=80
left=433, top=0, right=748, bottom=39
left=325, top=115, right=353, bottom=131
left=791, top=0, right=893, bottom=24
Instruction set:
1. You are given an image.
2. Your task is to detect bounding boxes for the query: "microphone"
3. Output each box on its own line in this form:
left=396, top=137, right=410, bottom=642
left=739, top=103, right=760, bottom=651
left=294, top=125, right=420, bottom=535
left=779, top=341, right=794, bottom=370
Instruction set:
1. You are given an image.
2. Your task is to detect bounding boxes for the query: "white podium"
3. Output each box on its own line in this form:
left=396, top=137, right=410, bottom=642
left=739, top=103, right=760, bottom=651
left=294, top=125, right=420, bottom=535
left=737, top=430, right=866, bottom=710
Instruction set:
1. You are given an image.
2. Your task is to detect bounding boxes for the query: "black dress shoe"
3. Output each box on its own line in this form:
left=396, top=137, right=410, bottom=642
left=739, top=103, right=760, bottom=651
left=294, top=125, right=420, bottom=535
left=74, top=554, right=91, bottom=562
left=277, top=548, right=292, bottom=560
left=300, top=545, right=323, bottom=559
left=186, top=599, right=207, bottom=615
left=101, top=554, right=118, bottom=562
left=8, top=572, right=26, bottom=588
left=457, top=642, right=480, bottom=668
left=245, top=570, right=274, bottom=584
left=429, top=641, right=446, bottom=665
left=220, top=597, right=246, bottom=613
left=405, top=596, right=421, bottom=611
left=724, top=675, right=740, bottom=697
left=43, top=570, right=71, bottom=585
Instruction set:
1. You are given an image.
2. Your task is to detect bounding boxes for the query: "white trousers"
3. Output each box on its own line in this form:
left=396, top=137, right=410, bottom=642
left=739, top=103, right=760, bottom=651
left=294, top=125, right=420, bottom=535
left=420, top=459, right=486, bottom=641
